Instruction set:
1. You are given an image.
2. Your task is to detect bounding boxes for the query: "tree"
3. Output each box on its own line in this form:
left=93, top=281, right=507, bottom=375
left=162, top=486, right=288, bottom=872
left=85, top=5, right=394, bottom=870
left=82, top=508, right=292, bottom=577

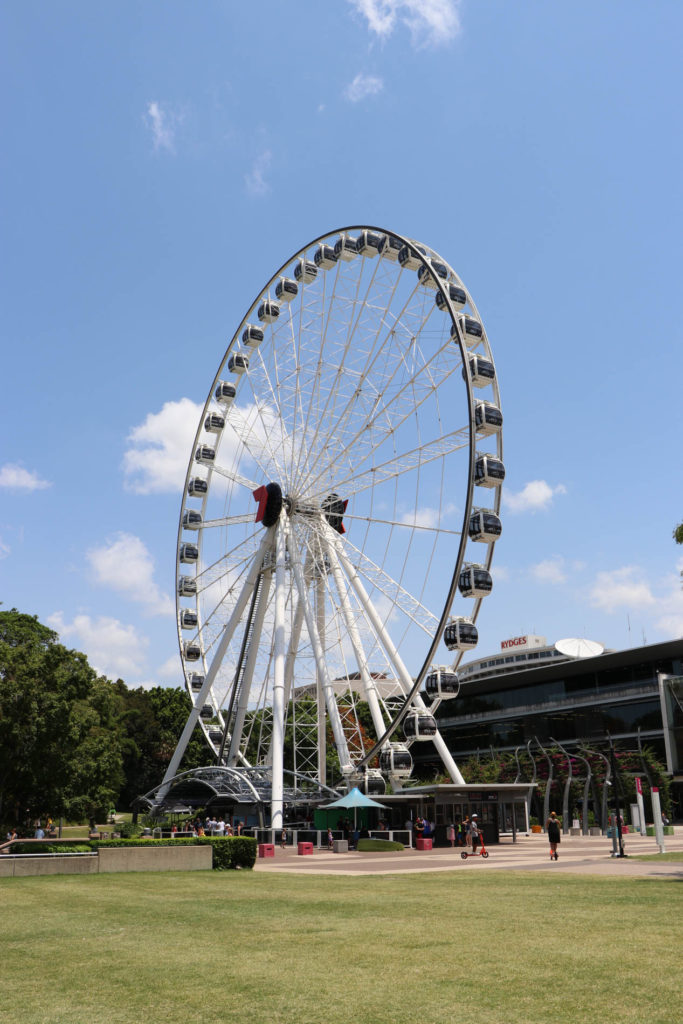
left=674, top=522, right=683, bottom=545
left=0, top=609, right=124, bottom=825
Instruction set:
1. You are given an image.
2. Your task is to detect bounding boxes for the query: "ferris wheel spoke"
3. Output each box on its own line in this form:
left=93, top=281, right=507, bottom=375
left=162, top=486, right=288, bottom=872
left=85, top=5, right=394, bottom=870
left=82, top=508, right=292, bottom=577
left=342, top=512, right=460, bottom=535
left=299, top=278, right=437, bottom=487
left=339, top=534, right=439, bottom=636
left=302, top=348, right=464, bottom=497
left=226, top=568, right=273, bottom=765
left=199, top=512, right=259, bottom=530
left=209, top=462, right=260, bottom=492
left=326, top=427, right=469, bottom=502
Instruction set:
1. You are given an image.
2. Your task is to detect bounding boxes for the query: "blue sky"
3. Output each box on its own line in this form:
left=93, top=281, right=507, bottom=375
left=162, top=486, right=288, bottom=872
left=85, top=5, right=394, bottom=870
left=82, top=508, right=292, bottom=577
left=2, top=0, right=682, bottom=687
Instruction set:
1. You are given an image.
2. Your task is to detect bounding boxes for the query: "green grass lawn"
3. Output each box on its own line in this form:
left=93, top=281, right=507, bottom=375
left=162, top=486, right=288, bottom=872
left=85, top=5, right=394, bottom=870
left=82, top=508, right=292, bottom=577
left=2, top=870, right=681, bottom=1024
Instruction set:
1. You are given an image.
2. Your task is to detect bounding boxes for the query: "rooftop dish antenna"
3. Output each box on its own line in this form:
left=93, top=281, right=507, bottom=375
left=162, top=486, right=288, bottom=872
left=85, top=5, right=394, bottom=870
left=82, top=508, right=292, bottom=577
left=555, top=638, right=604, bottom=659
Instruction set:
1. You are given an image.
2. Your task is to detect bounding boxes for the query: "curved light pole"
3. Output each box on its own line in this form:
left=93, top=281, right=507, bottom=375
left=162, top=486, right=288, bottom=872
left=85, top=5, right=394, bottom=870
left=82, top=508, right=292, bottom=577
left=550, top=738, right=573, bottom=835
left=580, top=745, right=611, bottom=834
left=535, top=736, right=554, bottom=829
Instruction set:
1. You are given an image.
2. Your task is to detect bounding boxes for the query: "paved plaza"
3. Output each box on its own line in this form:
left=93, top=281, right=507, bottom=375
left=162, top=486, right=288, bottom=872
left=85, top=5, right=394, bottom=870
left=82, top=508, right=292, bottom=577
left=255, top=828, right=683, bottom=879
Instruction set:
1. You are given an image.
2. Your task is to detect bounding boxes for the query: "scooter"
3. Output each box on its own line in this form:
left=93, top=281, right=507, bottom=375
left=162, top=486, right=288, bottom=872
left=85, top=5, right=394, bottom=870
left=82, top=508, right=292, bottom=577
left=461, top=837, right=489, bottom=859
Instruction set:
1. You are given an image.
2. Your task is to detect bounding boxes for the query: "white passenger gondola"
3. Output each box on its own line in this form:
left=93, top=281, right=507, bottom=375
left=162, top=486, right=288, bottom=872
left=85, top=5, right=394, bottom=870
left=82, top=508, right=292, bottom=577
left=398, top=243, right=426, bottom=271
left=474, top=453, right=505, bottom=488
left=180, top=609, right=198, bottom=629
left=177, top=576, right=197, bottom=597
left=380, top=234, right=402, bottom=261
left=403, top=710, right=438, bottom=741
left=474, top=401, right=503, bottom=436
left=451, top=315, right=483, bottom=347
left=459, top=563, right=493, bottom=598
left=314, top=244, right=337, bottom=270
left=189, top=673, right=204, bottom=691
left=274, top=277, right=298, bottom=303
left=204, top=412, right=225, bottom=434
left=357, top=230, right=385, bottom=257
left=208, top=728, right=223, bottom=744
left=417, top=259, right=448, bottom=290
left=228, top=353, right=249, bottom=374
left=463, top=355, right=495, bottom=388
left=435, top=283, right=467, bottom=311
left=443, top=617, right=478, bottom=652
left=294, top=259, right=317, bottom=284
left=199, top=704, right=213, bottom=721
left=379, top=742, right=413, bottom=779
left=187, top=477, right=208, bottom=497
left=361, top=769, right=386, bottom=795
left=242, top=325, right=264, bottom=348
left=334, top=234, right=359, bottom=261
left=468, top=509, right=502, bottom=543
left=179, top=543, right=199, bottom=563
left=257, top=300, right=280, bottom=324
left=214, top=381, right=236, bottom=406
left=195, top=445, right=215, bottom=465
left=183, top=641, right=201, bottom=661
left=424, top=666, right=460, bottom=699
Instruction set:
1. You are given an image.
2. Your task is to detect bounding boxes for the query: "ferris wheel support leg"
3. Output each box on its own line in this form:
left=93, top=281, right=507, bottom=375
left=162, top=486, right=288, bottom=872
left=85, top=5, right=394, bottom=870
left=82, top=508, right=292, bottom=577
left=227, top=569, right=273, bottom=766
left=157, top=531, right=274, bottom=803
left=325, top=540, right=389, bottom=745
left=315, top=574, right=327, bottom=786
left=330, top=533, right=466, bottom=786
left=289, top=537, right=354, bottom=775
left=270, top=515, right=288, bottom=835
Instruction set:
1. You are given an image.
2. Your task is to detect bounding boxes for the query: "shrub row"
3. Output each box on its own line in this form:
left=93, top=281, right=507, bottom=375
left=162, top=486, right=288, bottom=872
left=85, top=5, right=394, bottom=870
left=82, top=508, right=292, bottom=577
left=356, top=838, right=404, bottom=852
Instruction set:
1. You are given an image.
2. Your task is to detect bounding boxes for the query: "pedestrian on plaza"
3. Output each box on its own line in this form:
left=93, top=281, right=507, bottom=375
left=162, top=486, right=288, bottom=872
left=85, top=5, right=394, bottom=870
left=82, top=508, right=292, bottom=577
left=463, top=815, right=472, bottom=847
left=546, top=811, right=561, bottom=861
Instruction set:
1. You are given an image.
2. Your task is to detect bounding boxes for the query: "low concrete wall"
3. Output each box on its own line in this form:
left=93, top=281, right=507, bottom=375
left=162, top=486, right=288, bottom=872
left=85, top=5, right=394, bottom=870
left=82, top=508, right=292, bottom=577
left=97, top=845, right=212, bottom=874
left=0, top=855, right=99, bottom=877
left=0, top=845, right=213, bottom=877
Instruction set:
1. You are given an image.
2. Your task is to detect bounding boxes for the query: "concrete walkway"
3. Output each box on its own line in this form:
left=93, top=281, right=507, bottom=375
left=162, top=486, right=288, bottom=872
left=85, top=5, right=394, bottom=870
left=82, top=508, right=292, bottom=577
left=255, top=829, right=683, bottom=879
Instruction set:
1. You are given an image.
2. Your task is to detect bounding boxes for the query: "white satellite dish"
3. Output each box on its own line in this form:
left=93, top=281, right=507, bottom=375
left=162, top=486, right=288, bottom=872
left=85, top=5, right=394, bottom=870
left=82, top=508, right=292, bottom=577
left=555, top=638, right=604, bottom=659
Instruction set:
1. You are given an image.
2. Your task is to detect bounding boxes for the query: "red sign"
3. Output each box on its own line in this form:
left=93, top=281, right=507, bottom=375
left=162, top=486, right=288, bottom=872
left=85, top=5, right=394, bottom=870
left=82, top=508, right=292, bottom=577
left=635, top=777, right=642, bottom=794
left=501, top=636, right=527, bottom=650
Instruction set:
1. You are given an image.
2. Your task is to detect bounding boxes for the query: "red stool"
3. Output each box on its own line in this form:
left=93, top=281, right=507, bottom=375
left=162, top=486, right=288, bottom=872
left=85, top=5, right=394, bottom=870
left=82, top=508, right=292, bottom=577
left=297, top=841, right=314, bottom=855
left=416, top=837, right=433, bottom=851
left=258, top=843, right=275, bottom=858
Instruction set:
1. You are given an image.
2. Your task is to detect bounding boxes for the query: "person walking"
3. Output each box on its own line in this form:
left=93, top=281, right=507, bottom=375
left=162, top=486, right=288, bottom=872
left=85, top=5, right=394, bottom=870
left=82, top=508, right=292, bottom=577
left=546, top=811, right=561, bottom=860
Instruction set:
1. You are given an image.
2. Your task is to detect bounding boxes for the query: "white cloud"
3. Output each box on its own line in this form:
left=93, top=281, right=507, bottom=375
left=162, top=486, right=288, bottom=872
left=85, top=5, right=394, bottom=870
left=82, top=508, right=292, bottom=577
left=491, top=564, right=509, bottom=582
left=158, top=653, right=183, bottom=680
left=123, top=398, right=203, bottom=494
left=349, top=0, right=462, bottom=48
left=344, top=73, right=384, bottom=103
left=503, top=480, right=567, bottom=514
left=146, top=101, right=177, bottom=152
left=588, top=566, right=656, bottom=614
left=87, top=533, right=173, bottom=616
left=245, top=150, right=272, bottom=197
left=400, top=502, right=457, bottom=528
left=531, top=557, right=567, bottom=585
left=0, top=463, right=51, bottom=491
left=0, top=537, right=10, bottom=559
left=48, top=611, right=149, bottom=680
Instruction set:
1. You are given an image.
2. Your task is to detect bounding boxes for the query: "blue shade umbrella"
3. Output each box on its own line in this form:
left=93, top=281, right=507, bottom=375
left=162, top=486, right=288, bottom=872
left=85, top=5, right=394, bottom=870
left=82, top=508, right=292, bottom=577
left=321, top=787, right=389, bottom=829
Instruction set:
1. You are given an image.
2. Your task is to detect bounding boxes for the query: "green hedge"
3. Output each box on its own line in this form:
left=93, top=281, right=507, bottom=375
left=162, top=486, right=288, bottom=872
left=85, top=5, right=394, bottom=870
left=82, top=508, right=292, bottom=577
left=645, top=826, right=674, bottom=837
left=356, top=838, right=404, bottom=852
left=9, top=843, right=93, bottom=855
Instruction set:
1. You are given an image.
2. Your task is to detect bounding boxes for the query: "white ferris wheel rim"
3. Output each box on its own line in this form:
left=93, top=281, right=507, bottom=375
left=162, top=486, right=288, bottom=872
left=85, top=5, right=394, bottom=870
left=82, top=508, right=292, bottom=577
left=173, top=225, right=503, bottom=789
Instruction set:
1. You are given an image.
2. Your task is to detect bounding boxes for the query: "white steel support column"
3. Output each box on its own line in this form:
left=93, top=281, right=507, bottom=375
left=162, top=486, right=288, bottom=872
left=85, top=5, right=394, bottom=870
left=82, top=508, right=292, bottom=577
left=290, top=535, right=353, bottom=774
left=227, top=569, right=273, bottom=766
left=158, top=530, right=274, bottom=801
left=315, top=573, right=327, bottom=786
left=326, top=542, right=387, bottom=743
left=270, top=514, right=288, bottom=834
left=329, top=531, right=465, bottom=785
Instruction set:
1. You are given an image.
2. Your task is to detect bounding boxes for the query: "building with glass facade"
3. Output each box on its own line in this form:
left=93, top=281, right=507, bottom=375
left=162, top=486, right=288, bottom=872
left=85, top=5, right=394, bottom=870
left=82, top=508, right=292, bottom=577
left=414, top=636, right=683, bottom=815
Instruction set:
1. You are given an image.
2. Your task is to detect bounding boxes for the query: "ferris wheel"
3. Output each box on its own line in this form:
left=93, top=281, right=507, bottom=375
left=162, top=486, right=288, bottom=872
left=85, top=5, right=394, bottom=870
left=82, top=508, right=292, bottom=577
left=159, top=226, right=503, bottom=828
